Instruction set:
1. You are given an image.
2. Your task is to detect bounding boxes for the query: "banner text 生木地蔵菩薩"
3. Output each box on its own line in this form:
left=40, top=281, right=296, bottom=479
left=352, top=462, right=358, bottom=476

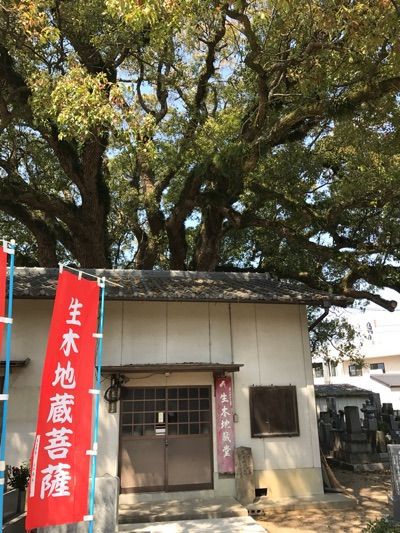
left=26, top=271, right=99, bottom=530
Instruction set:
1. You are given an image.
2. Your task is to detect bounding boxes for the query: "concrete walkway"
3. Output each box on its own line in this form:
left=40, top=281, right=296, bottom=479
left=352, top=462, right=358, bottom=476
left=119, top=516, right=267, bottom=532
left=119, top=497, right=248, bottom=524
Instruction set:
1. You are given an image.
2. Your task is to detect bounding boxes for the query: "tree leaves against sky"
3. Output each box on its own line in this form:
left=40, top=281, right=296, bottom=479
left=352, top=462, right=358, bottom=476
left=1, top=0, right=400, bottom=312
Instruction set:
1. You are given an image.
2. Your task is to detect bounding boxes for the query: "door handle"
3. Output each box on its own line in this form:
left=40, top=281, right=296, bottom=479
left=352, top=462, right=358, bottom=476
left=165, top=440, right=168, bottom=447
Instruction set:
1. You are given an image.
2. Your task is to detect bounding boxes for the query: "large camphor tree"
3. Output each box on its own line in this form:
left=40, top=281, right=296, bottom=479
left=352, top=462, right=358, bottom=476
left=1, top=0, right=400, bottom=310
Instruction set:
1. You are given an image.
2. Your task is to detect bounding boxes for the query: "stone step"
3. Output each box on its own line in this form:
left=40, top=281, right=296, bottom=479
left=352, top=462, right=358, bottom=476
left=119, top=489, right=215, bottom=505
left=118, top=516, right=267, bottom=532
left=119, top=497, right=248, bottom=524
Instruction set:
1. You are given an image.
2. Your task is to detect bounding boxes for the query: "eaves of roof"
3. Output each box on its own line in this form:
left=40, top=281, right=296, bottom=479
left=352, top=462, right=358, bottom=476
left=10, top=268, right=353, bottom=307
left=370, top=373, right=400, bottom=388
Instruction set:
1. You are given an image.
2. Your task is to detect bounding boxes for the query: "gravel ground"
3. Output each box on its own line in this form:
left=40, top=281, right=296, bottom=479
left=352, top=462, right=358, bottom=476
left=257, top=468, right=392, bottom=533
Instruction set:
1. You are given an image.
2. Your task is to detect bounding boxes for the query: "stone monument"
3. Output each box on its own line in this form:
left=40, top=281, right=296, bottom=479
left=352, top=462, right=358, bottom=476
left=235, top=447, right=255, bottom=505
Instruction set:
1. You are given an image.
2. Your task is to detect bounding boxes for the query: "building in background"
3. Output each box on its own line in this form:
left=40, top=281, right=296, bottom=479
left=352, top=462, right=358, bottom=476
left=314, top=383, right=371, bottom=416
left=313, top=290, right=400, bottom=410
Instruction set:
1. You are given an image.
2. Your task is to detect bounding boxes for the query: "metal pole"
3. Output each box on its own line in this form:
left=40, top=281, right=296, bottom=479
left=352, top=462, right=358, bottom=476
left=88, top=278, right=106, bottom=533
left=0, top=240, right=15, bottom=529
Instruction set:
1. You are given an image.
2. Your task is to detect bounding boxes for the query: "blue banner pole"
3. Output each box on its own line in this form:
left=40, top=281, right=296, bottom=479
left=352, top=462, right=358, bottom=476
left=87, top=277, right=106, bottom=532
left=0, top=240, right=16, bottom=529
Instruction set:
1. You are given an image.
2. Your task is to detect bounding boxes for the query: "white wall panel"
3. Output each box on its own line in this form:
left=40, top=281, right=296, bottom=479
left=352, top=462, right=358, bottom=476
left=166, top=302, right=210, bottom=363
left=209, top=303, right=232, bottom=364
left=122, top=302, right=167, bottom=364
left=12, top=300, right=52, bottom=380
left=230, top=304, right=264, bottom=469
left=103, top=301, right=123, bottom=365
left=299, top=306, right=321, bottom=470
left=256, top=304, right=304, bottom=385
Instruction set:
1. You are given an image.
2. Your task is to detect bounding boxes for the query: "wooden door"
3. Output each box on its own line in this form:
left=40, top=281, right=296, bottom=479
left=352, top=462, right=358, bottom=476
left=119, top=386, right=213, bottom=493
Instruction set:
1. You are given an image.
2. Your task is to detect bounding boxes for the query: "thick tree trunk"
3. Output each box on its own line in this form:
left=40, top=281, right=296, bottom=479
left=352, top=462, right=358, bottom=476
left=36, top=233, right=58, bottom=267
left=72, top=236, right=110, bottom=268
left=134, top=240, right=159, bottom=270
left=194, top=209, right=224, bottom=271
left=166, top=219, right=187, bottom=270
left=71, top=214, right=110, bottom=268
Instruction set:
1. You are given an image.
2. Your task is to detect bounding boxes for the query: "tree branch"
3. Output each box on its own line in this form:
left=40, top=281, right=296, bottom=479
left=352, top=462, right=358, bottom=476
left=265, top=77, right=400, bottom=148
left=342, top=288, right=397, bottom=312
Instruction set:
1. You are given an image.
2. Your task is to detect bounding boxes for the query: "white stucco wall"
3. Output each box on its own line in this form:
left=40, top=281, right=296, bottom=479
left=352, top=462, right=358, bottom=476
left=6, top=299, right=323, bottom=499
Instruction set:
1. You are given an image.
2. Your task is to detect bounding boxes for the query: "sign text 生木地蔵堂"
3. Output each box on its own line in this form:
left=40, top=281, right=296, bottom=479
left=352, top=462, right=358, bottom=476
left=215, top=376, right=235, bottom=474
left=26, top=271, right=99, bottom=530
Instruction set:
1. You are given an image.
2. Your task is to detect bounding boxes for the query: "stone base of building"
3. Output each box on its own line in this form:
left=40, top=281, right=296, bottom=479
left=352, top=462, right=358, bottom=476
left=120, top=467, right=324, bottom=506
left=254, top=467, right=324, bottom=499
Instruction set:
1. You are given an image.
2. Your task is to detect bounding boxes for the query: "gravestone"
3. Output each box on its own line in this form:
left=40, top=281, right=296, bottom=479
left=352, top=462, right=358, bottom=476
left=370, top=393, right=382, bottom=420
left=383, top=403, right=395, bottom=415
left=388, top=445, right=400, bottom=521
left=361, top=400, right=378, bottom=453
left=361, top=401, right=378, bottom=432
left=318, top=418, right=333, bottom=454
left=37, top=476, right=119, bottom=533
left=345, top=406, right=362, bottom=434
left=318, top=404, right=345, bottom=456
left=235, top=447, right=255, bottom=505
left=326, top=397, right=337, bottom=413
left=319, top=411, right=331, bottom=423
left=334, top=406, right=379, bottom=465
left=382, top=404, right=400, bottom=444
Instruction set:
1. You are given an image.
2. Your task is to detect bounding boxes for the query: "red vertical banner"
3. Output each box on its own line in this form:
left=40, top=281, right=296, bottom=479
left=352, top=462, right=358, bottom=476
left=26, top=271, right=99, bottom=530
left=0, top=248, right=7, bottom=356
left=215, top=376, right=235, bottom=474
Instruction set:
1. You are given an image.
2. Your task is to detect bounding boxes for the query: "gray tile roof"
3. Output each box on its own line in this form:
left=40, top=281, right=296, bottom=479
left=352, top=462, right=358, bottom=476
left=315, top=384, right=371, bottom=397
left=371, top=373, right=400, bottom=388
left=11, top=268, right=353, bottom=306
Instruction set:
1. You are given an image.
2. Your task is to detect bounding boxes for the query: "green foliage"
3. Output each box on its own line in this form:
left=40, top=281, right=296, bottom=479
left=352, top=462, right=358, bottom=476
left=308, top=307, right=365, bottom=363
left=30, top=64, right=118, bottom=140
left=363, top=517, right=400, bottom=533
left=7, top=462, right=30, bottom=491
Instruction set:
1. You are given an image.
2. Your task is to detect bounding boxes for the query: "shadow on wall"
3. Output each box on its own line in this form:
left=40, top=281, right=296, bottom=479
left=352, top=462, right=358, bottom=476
left=97, top=384, right=120, bottom=476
